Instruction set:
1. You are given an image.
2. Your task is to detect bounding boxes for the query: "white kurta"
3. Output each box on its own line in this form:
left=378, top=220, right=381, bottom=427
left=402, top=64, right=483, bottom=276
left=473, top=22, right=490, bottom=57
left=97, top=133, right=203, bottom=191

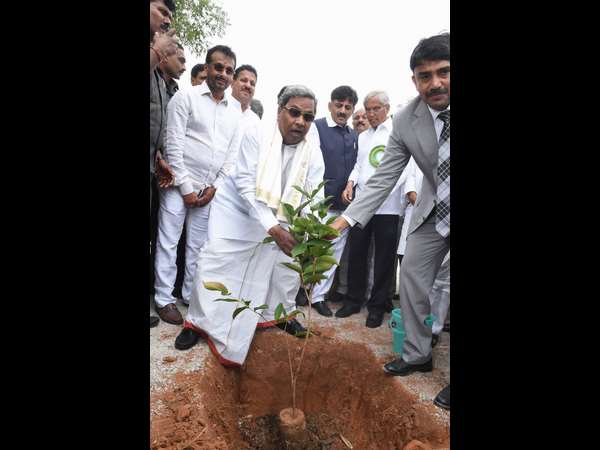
left=184, top=121, right=325, bottom=366
left=348, top=117, right=403, bottom=215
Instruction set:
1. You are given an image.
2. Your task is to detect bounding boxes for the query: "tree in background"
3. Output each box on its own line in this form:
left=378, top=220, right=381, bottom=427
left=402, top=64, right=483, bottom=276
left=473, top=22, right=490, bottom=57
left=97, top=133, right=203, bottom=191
left=173, top=0, right=230, bottom=57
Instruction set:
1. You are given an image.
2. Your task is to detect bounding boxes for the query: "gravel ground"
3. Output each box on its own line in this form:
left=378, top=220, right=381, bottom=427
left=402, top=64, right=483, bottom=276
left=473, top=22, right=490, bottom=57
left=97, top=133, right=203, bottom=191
left=150, top=296, right=450, bottom=426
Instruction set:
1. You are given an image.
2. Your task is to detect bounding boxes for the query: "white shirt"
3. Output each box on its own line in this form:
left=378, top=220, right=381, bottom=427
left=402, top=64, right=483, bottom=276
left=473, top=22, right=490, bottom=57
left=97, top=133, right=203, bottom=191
left=164, top=82, right=243, bottom=196
left=428, top=104, right=450, bottom=142
left=347, top=116, right=402, bottom=215
left=208, top=122, right=325, bottom=241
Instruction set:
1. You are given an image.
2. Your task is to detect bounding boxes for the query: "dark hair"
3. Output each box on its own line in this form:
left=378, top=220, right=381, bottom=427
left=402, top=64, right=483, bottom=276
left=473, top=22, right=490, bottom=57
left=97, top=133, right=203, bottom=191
left=234, top=64, right=258, bottom=80
left=410, top=33, right=450, bottom=71
left=331, top=85, right=358, bottom=106
left=151, top=0, right=176, bottom=13
left=250, top=99, right=264, bottom=119
left=191, top=63, right=206, bottom=78
left=205, top=45, right=237, bottom=68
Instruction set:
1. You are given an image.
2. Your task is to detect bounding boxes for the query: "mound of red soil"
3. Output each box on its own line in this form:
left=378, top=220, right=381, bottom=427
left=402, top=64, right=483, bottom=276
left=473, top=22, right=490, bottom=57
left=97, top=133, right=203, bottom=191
left=150, top=329, right=449, bottom=449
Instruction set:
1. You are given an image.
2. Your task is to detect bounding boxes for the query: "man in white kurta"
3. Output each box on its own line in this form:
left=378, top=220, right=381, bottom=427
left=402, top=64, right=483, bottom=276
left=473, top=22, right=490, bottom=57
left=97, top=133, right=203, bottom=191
left=174, top=86, right=325, bottom=367
left=153, top=46, right=242, bottom=325
left=336, top=91, right=403, bottom=328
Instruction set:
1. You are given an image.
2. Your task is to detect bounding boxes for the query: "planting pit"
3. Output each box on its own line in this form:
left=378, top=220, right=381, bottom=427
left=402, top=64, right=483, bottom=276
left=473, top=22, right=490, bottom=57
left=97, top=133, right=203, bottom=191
left=151, top=329, right=449, bottom=450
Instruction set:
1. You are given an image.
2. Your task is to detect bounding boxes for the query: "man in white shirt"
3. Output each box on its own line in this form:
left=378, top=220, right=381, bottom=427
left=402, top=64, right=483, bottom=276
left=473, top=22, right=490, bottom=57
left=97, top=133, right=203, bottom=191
left=174, top=85, right=325, bottom=368
left=336, top=91, right=402, bottom=328
left=153, top=45, right=243, bottom=325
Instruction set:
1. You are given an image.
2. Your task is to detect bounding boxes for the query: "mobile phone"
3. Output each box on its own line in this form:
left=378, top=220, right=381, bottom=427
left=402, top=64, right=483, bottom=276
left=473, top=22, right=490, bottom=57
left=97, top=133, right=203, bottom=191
left=197, top=188, right=206, bottom=197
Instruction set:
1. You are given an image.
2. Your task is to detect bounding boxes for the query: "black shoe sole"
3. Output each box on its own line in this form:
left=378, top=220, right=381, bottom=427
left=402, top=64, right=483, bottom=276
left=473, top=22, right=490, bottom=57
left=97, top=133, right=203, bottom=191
left=150, top=316, right=160, bottom=328
left=383, top=363, right=433, bottom=376
left=433, top=398, right=450, bottom=410
left=335, top=308, right=361, bottom=318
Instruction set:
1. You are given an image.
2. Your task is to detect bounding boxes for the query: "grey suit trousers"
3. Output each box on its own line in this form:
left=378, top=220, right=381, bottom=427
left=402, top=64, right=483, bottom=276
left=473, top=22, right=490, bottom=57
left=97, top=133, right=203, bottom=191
left=400, top=211, right=449, bottom=364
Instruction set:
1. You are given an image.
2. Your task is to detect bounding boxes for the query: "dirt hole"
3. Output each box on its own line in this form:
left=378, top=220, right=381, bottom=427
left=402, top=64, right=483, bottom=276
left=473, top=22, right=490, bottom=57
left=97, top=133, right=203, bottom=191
left=151, top=328, right=449, bottom=450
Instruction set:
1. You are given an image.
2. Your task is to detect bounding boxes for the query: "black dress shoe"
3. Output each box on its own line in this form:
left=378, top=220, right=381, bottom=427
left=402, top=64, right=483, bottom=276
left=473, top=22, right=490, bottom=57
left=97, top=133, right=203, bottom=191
left=150, top=315, right=160, bottom=328
left=443, top=322, right=450, bottom=333
left=276, top=319, right=307, bottom=337
left=175, top=328, right=201, bottom=350
left=312, top=301, right=332, bottom=317
left=431, top=333, right=440, bottom=348
left=383, top=358, right=433, bottom=376
left=366, top=310, right=385, bottom=328
left=433, top=384, right=450, bottom=410
left=335, top=304, right=361, bottom=318
left=295, top=289, right=308, bottom=306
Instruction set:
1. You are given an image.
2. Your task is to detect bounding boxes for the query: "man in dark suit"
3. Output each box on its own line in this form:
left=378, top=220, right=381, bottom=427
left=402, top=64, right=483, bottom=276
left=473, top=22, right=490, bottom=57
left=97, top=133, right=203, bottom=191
left=307, top=86, right=359, bottom=317
left=331, top=33, right=450, bottom=409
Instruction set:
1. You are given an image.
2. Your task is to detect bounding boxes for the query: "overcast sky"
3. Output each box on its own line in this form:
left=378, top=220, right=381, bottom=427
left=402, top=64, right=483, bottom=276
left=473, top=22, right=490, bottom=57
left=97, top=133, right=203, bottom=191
left=178, top=0, right=449, bottom=125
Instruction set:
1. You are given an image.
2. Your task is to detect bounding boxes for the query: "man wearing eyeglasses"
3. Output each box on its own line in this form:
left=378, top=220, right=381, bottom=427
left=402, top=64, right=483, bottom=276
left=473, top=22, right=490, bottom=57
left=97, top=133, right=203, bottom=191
left=174, top=85, right=325, bottom=367
left=335, top=90, right=404, bottom=328
left=153, top=45, right=243, bottom=325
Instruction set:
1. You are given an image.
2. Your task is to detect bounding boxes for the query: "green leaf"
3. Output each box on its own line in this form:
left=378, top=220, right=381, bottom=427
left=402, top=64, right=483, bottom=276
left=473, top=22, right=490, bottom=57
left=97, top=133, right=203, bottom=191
left=317, top=255, right=338, bottom=265
left=316, top=261, right=334, bottom=271
left=291, top=242, right=308, bottom=258
left=292, top=185, right=310, bottom=197
left=326, top=215, right=337, bottom=225
left=281, top=262, right=302, bottom=273
left=274, top=303, right=284, bottom=321
left=287, top=309, right=306, bottom=320
left=308, top=245, right=325, bottom=257
left=304, top=273, right=328, bottom=284
left=318, top=209, right=327, bottom=219
left=253, top=304, right=269, bottom=311
left=282, top=203, right=295, bottom=223
left=203, top=281, right=231, bottom=295
left=306, top=239, right=333, bottom=248
left=262, top=236, right=275, bottom=243
left=232, top=306, right=247, bottom=319
left=214, top=297, right=239, bottom=303
left=294, top=200, right=312, bottom=215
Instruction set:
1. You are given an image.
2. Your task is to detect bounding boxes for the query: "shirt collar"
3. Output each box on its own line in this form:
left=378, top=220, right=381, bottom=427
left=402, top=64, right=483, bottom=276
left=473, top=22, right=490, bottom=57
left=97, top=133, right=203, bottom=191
left=428, top=104, right=450, bottom=122
left=197, top=81, right=229, bottom=105
left=370, top=116, right=393, bottom=133
left=326, top=115, right=349, bottom=130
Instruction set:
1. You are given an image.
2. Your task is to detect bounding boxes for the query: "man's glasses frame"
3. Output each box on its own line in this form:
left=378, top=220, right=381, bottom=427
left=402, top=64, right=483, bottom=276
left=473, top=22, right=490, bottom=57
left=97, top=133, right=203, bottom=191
left=282, top=106, right=315, bottom=122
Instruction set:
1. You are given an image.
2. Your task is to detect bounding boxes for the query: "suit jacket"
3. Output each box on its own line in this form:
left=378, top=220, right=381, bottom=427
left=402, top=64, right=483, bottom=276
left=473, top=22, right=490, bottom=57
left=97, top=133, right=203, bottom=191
left=344, top=96, right=440, bottom=235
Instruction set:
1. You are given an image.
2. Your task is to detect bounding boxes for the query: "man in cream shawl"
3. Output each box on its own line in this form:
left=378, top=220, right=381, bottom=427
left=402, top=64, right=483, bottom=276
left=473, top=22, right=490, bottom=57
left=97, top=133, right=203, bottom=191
left=174, top=85, right=325, bottom=367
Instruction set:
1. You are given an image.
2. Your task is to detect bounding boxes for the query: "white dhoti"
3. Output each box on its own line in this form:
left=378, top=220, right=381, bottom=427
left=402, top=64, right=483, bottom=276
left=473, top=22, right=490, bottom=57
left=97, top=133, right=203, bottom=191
left=184, top=237, right=300, bottom=366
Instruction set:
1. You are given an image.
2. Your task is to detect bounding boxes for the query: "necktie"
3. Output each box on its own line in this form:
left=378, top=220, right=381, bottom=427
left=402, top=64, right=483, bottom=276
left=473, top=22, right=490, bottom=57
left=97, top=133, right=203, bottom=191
left=435, top=110, right=450, bottom=238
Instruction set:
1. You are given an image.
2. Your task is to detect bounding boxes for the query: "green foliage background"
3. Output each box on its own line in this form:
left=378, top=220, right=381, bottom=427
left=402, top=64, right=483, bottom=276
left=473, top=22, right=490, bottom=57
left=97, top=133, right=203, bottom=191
left=173, top=0, right=230, bottom=57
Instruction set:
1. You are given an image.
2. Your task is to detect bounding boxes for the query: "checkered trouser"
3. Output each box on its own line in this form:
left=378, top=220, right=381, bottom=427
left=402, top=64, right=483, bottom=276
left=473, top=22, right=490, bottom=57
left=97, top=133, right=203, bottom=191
left=435, top=110, right=450, bottom=238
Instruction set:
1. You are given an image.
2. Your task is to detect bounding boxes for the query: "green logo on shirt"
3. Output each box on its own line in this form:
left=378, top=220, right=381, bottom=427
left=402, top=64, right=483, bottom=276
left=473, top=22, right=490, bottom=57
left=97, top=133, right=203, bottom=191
left=369, top=145, right=385, bottom=167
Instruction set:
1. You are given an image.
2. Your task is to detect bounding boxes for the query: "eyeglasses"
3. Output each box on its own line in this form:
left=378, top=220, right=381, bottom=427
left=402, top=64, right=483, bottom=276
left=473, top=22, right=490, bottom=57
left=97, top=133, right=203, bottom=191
left=211, top=63, right=234, bottom=75
left=282, top=106, right=315, bottom=122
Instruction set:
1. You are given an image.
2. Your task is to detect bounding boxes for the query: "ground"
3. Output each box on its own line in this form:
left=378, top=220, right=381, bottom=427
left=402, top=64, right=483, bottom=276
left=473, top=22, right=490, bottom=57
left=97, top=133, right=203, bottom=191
left=150, top=298, right=450, bottom=449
